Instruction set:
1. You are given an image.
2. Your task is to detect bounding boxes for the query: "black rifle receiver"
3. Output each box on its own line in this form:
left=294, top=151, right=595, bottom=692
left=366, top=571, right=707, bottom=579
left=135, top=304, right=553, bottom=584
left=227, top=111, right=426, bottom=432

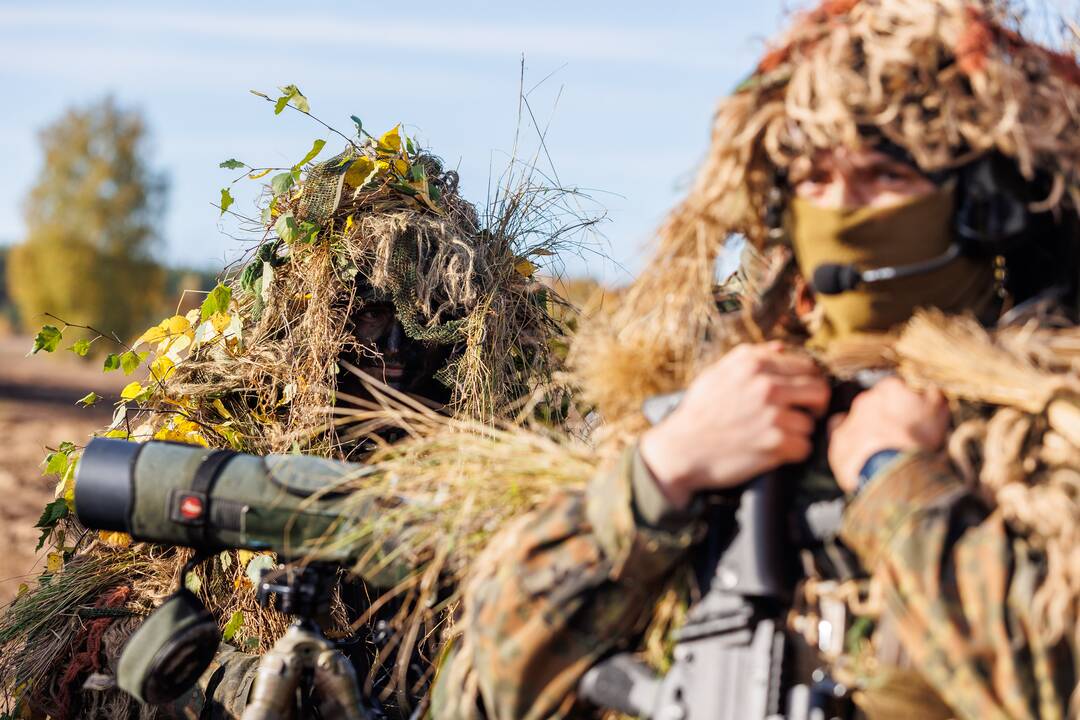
left=578, top=392, right=854, bottom=720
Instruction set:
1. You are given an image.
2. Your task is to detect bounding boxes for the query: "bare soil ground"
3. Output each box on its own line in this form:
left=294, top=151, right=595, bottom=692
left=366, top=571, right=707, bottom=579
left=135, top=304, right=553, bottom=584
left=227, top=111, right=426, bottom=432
left=0, top=336, right=127, bottom=606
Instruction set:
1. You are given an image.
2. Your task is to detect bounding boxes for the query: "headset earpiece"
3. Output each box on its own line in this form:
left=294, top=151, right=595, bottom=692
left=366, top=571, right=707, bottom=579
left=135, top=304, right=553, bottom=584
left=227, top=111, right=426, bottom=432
left=953, top=155, right=1030, bottom=257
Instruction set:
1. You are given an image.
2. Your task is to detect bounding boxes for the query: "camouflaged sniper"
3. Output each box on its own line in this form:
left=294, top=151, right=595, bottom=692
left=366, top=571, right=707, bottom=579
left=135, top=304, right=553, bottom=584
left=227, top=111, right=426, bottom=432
left=432, top=1, right=1080, bottom=719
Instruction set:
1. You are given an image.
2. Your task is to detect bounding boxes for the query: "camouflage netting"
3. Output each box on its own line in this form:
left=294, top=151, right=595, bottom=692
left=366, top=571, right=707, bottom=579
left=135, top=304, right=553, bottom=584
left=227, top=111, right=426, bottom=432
left=0, top=122, right=582, bottom=718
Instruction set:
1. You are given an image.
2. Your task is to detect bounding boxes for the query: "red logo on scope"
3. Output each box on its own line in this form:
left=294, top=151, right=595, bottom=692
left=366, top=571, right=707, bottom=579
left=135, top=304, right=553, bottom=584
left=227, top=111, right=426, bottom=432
left=179, top=495, right=204, bottom=520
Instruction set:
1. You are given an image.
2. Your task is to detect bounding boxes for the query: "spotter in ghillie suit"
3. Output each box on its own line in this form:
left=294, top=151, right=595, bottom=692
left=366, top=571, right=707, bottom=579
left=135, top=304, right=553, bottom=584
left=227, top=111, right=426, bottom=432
left=1, top=111, right=588, bottom=720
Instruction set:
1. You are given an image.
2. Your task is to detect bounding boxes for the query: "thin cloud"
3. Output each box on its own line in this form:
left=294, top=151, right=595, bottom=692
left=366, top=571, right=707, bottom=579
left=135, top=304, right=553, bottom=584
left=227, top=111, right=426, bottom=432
left=0, top=6, right=734, bottom=69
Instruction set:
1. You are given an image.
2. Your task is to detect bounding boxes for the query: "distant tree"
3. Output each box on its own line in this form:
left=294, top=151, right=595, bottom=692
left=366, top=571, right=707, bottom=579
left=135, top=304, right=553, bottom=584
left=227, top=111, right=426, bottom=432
left=7, top=97, right=167, bottom=344
left=0, top=246, right=14, bottom=333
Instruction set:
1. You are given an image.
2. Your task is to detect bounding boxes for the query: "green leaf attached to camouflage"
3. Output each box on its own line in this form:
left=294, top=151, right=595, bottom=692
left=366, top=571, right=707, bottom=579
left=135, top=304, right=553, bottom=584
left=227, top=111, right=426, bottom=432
left=35, top=498, right=68, bottom=526
left=44, top=451, right=68, bottom=477
left=223, top=610, right=244, bottom=641
left=270, top=172, right=295, bottom=196
left=297, top=221, right=319, bottom=244
left=69, top=339, right=92, bottom=356
left=185, top=569, right=203, bottom=594
left=34, top=498, right=69, bottom=551
left=29, top=325, right=62, bottom=355
left=201, top=284, right=233, bottom=321
left=277, top=84, right=309, bottom=114
left=119, top=350, right=148, bottom=375
left=103, top=353, right=121, bottom=372
left=219, top=159, right=245, bottom=170
left=293, top=139, right=326, bottom=171
left=275, top=213, right=299, bottom=243
left=220, top=188, right=234, bottom=216
left=77, top=391, right=101, bottom=407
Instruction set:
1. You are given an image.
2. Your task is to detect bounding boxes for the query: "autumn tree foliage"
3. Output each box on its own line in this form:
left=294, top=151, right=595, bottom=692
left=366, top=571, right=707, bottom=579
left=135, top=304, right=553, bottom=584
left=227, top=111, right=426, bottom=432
left=7, top=96, right=167, bottom=344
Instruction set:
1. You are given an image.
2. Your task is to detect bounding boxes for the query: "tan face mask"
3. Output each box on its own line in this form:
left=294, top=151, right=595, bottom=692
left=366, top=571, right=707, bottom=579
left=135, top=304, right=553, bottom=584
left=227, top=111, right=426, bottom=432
left=788, top=187, right=996, bottom=346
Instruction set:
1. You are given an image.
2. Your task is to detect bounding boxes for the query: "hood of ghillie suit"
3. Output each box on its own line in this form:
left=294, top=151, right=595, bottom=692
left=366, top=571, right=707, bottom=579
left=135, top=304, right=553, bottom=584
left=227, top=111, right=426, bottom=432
left=157, top=134, right=559, bottom=458
left=571, top=0, right=1080, bottom=430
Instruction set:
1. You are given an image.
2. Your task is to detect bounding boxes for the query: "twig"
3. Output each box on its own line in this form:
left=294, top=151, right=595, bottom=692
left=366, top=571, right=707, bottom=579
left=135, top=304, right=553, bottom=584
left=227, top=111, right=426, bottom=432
left=251, top=93, right=361, bottom=153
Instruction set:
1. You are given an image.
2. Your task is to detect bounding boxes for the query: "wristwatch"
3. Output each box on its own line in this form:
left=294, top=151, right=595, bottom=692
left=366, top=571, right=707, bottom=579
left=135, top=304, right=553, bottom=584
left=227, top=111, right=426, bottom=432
left=854, top=448, right=903, bottom=495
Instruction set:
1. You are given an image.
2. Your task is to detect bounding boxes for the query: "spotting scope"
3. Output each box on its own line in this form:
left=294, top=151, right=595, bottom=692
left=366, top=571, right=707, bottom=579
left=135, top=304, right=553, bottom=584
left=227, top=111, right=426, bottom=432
left=73, top=438, right=383, bottom=714
left=74, top=437, right=374, bottom=560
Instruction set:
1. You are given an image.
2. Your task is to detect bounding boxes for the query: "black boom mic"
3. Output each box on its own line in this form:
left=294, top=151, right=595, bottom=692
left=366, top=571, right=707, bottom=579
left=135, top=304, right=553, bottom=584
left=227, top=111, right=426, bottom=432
left=811, top=243, right=962, bottom=296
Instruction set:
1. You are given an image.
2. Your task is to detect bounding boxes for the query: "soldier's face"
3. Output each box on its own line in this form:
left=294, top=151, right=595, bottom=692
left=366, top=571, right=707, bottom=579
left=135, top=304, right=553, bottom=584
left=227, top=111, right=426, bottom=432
left=346, top=301, right=452, bottom=403
left=789, top=147, right=935, bottom=209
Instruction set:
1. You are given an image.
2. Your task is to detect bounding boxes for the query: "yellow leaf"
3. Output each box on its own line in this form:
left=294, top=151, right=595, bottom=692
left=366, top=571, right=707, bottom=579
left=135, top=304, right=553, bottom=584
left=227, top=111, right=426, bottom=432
left=237, top=549, right=255, bottom=568
left=161, top=332, right=192, bottom=360
left=210, top=311, right=232, bottom=333
left=104, top=428, right=129, bottom=439
left=16, top=583, right=28, bottom=598
left=344, top=214, right=355, bottom=234
left=134, top=324, right=167, bottom=349
left=46, top=552, right=64, bottom=574
left=55, top=464, right=76, bottom=507
left=248, top=168, right=273, bottom=179
left=165, top=315, right=192, bottom=336
left=514, top=259, right=537, bottom=278
left=159, top=395, right=194, bottom=409
left=150, top=354, right=175, bottom=382
left=212, top=398, right=233, bottom=420
left=154, top=416, right=210, bottom=447
left=392, top=158, right=409, bottom=176
left=174, top=417, right=201, bottom=434
left=344, top=157, right=376, bottom=187
left=120, top=381, right=143, bottom=400
left=98, top=530, right=132, bottom=548
left=377, top=124, right=402, bottom=154
left=215, top=424, right=243, bottom=450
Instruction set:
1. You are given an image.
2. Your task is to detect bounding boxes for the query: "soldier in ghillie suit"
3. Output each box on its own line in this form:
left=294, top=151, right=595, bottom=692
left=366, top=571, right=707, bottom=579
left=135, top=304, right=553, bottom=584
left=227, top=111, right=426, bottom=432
left=0, top=123, right=576, bottom=719
left=432, top=1, right=1080, bottom=718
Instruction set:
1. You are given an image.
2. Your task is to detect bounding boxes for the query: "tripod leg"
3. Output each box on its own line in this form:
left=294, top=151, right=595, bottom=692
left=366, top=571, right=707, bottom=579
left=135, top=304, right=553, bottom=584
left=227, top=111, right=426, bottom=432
left=312, top=649, right=367, bottom=720
left=239, top=644, right=302, bottom=720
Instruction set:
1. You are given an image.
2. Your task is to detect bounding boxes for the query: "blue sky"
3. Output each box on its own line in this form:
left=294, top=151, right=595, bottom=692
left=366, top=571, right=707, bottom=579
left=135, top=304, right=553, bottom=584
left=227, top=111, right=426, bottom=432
left=4, top=0, right=806, bottom=282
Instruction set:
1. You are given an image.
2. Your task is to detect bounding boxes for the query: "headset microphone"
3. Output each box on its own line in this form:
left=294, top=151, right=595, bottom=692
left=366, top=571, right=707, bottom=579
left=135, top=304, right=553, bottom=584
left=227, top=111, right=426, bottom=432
left=811, top=243, right=962, bottom=295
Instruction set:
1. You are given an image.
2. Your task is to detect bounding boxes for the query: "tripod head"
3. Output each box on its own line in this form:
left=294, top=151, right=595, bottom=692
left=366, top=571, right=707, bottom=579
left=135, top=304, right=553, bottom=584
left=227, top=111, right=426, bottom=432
left=255, top=562, right=338, bottom=622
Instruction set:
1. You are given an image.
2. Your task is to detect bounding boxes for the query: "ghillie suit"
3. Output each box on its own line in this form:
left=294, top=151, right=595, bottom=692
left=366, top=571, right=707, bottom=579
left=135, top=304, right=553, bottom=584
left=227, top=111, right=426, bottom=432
left=422, top=1, right=1080, bottom=719
left=0, top=122, right=581, bottom=719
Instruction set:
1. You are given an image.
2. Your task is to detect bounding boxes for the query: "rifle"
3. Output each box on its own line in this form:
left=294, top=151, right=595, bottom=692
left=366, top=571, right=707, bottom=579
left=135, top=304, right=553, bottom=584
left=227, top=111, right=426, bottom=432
left=578, top=393, right=857, bottom=720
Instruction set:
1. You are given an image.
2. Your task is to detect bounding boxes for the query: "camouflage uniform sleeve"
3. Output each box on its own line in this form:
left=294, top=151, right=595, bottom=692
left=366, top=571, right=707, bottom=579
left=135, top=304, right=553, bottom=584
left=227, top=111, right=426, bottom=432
left=432, top=445, right=705, bottom=720
left=160, top=645, right=260, bottom=720
left=840, top=452, right=1073, bottom=720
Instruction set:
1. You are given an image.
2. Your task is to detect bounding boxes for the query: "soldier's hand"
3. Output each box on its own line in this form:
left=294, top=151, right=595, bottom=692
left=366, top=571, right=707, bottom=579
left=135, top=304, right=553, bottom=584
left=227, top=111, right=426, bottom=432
left=827, top=377, right=949, bottom=494
left=640, top=342, right=828, bottom=510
